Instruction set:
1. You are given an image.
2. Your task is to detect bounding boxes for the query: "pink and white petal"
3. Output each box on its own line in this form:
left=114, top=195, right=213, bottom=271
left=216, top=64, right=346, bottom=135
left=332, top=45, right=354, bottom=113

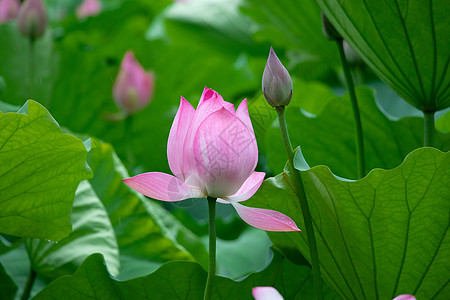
left=167, top=97, right=196, bottom=179
left=182, top=88, right=231, bottom=178
left=223, top=171, right=265, bottom=202
left=252, top=287, right=284, bottom=300
left=198, top=87, right=220, bottom=106
left=393, top=295, right=416, bottom=300
left=198, top=87, right=235, bottom=115
left=123, top=172, right=202, bottom=201
left=192, top=108, right=258, bottom=198
left=236, top=98, right=255, bottom=136
left=231, top=202, right=300, bottom=231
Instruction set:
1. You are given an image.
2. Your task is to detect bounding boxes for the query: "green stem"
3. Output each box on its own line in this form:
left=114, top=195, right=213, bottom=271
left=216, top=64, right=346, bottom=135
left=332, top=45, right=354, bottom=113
left=28, top=38, right=35, bottom=102
left=276, top=106, right=323, bottom=300
left=423, top=111, right=435, bottom=147
left=336, top=39, right=366, bottom=179
left=125, top=115, right=135, bottom=170
left=203, top=196, right=217, bottom=300
left=21, top=268, right=36, bottom=300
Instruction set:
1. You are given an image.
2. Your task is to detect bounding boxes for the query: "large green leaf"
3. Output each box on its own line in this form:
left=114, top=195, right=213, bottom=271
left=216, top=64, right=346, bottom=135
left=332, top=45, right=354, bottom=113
left=263, top=85, right=450, bottom=178
left=241, top=0, right=340, bottom=81
left=0, top=234, right=21, bottom=255
left=242, top=0, right=338, bottom=63
left=25, top=180, right=120, bottom=281
left=0, top=100, right=92, bottom=240
left=317, top=0, right=450, bottom=111
left=0, top=262, right=17, bottom=300
left=32, top=250, right=339, bottom=300
left=157, top=0, right=262, bottom=55
left=436, top=110, right=450, bottom=133
left=86, top=139, right=208, bottom=279
left=212, top=227, right=271, bottom=280
left=246, top=147, right=450, bottom=299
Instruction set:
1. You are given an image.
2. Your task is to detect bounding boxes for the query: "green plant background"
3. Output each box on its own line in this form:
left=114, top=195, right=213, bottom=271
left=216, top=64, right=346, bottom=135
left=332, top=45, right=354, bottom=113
left=0, top=0, right=449, bottom=299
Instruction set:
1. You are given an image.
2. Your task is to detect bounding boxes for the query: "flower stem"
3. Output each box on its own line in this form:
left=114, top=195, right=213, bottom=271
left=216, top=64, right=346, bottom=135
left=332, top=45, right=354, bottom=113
left=276, top=106, right=323, bottom=300
left=21, top=268, right=36, bottom=300
left=125, top=115, right=135, bottom=170
left=423, top=111, right=435, bottom=147
left=336, top=38, right=366, bottom=179
left=28, top=37, right=35, bottom=102
left=203, top=196, right=217, bottom=300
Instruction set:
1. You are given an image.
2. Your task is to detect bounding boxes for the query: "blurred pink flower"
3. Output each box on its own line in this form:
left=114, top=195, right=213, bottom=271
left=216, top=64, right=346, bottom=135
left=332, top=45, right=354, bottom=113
left=253, top=287, right=284, bottom=300
left=393, top=295, right=416, bottom=300
left=17, top=0, right=47, bottom=39
left=113, top=51, right=154, bottom=115
left=0, top=0, right=20, bottom=24
left=123, top=87, right=300, bottom=232
left=76, top=0, right=101, bottom=19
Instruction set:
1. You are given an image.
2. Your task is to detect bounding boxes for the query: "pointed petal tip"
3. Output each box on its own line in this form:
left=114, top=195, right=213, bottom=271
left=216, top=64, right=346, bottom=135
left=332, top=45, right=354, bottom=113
left=124, top=50, right=135, bottom=60
left=292, top=226, right=301, bottom=232
left=180, top=96, right=188, bottom=104
left=232, top=202, right=301, bottom=232
left=225, top=171, right=264, bottom=202
left=179, top=96, right=196, bottom=111
left=269, top=47, right=278, bottom=59
left=201, top=86, right=215, bottom=95
left=198, top=86, right=219, bottom=106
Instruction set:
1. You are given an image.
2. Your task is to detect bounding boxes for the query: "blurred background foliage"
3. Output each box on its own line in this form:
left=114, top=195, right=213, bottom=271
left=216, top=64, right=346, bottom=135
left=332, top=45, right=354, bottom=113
left=0, top=0, right=449, bottom=299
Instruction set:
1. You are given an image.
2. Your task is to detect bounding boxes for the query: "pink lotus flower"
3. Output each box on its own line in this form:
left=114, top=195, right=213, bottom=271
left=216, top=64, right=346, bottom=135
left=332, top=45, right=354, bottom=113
left=76, top=0, right=101, bottom=19
left=17, top=0, right=47, bottom=39
left=253, top=287, right=284, bottom=300
left=0, top=0, right=20, bottom=24
left=123, top=88, right=300, bottom=232
left=393, top=295, right=416, bottom=300
left=113, top=51, right=154, bottom=115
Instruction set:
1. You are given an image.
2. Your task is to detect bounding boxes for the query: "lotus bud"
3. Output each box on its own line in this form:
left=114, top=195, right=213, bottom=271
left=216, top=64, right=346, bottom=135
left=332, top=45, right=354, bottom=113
left=262, top=47, right=293, bottom=107
left=0, top=0, right=20, bottom=24
left=17, top=0, right=47, bottom=40
left=76, top=0, right=101, bottom=19
left=113, top=51, right=154, bottom=115
left=321, top=12, right=341, bottom=41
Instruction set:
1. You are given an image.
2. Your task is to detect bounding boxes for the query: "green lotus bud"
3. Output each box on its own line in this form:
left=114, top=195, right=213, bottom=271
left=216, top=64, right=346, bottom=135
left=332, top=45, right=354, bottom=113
left=262, top=47, right=293, bottom=107
left=17, top=0, right=47, bottom=40
left=321, top=12, right=341, bottom=41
